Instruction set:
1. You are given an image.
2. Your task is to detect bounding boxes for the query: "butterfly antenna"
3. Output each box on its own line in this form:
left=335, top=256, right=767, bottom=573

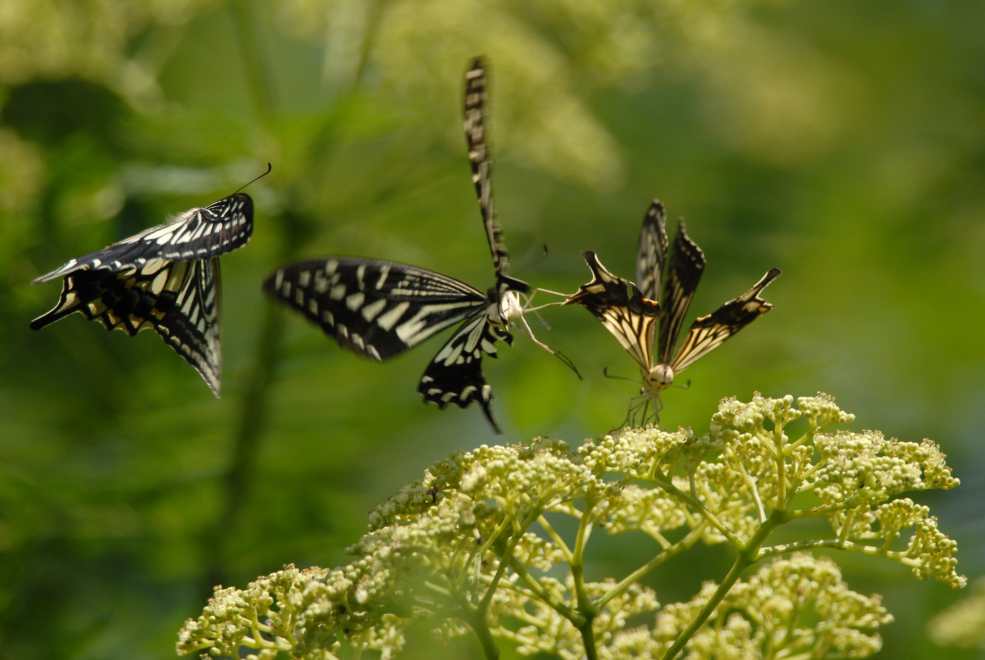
left=518, top=313, right=582, bottom=380
left=234, top=162, right=273, bottom=193
left=671, top=378, right=692, bottom=391
left=602, top=366, right=635, bottom=383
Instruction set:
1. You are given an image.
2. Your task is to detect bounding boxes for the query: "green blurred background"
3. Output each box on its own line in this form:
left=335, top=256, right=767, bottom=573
left=2, top=1, right=983, bottom=657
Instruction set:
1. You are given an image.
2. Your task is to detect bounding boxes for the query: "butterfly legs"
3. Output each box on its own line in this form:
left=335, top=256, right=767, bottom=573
left=508, top=288, right=582, bottom=380
left=515, top=311, right=582, bottom=380
left=612, top=393, right=662, bottom=431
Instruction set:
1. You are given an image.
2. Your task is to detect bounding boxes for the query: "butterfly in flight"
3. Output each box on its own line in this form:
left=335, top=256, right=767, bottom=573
left=263, top=57, right=577, bottom=433
left=30, top=164, right=270, bottom=396
left=565, top=199, right=780, bottom=425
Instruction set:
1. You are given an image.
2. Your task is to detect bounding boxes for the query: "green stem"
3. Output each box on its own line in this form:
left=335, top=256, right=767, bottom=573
left=756, top=538, right=900, bottom=562
left=578, top=619, right=599, bottom=660
left=199, top=2, right=284, bottom=599
left=467, top=607, right=500, bottom=660
left=537, top=514, right=574, bottom=562
left=772, top=426, right=787, bottom=508
left=662, top=511, right=786, bottom=660
left=594, top=524, right=706, bottom=610
left=571, top=503, right=598, bottom=660
left=652, top=472, right=742, bottom=549
left=503, top=554, right=581, bottom=624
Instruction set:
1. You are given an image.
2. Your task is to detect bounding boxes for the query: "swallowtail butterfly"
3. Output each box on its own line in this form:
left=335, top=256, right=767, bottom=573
left=30, top=171, right=264, bottom=396
left=565, top=200, right=780, bottom=423
left=264, top=58, right=576, bottom=433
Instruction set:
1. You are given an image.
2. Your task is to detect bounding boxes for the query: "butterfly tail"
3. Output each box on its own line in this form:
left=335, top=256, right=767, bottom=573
left=30, top=287, right=84, bottom=330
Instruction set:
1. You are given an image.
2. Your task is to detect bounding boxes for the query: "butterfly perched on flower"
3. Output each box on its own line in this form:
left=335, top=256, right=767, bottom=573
left=263, top=57, right=577, bottom=433
left=30, top=166, right=267, bottom=396
left=565, top=199, right=780, bottom=424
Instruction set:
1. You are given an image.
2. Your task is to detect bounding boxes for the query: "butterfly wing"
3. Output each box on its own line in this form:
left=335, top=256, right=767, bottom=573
left=565, top=251, right=661, bottom=372
left=636, top=200, right=669, bottom=301
left=671, top=267, right=781, bottom=373
left=140, top=192, right=254, bottom=261
left=154, top=257, right=222, bottom=396
left=33, top=193, right=254, bottom=286
left=263, top=258, right=488, bottom=361
left=418, top=314, right=512, bottom=433
left=657, top=222, right=706, bottom=364
left=464, top=56, right=511, bottom=277
left=31, top=256, right=223, bottom=395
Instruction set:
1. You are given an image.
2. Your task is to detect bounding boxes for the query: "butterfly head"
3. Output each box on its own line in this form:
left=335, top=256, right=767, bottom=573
left=498, top=288, right=524, bottom=323
left=490, top=274, right=530, bottom=324
left=644, top=363, right=675, bottom=395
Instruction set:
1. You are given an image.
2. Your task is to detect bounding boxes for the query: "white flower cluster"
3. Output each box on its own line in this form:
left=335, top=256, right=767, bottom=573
left=653, top=554, right=892, bottom=659
left=178, top=393, right=963, bottom=659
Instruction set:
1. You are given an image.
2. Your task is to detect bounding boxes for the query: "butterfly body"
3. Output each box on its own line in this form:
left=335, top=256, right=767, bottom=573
left=264, top=58, right=576, bottom=432
left=566, top=200, right=780, bottom=425
left=31, top=189, right=256, bottom=396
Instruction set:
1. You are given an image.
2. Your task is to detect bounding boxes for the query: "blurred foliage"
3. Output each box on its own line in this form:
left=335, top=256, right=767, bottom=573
left=1, top=0, right=983, bottom=658
left=929, top=577, right=985, bottom=651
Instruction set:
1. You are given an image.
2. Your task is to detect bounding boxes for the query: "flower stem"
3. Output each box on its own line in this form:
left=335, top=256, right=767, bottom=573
left=772, top=426, right=787, bottom=508
left=537, top=514, right=574, bottom=562
left=467, top=608, right=500, bottom=660
left=652, top=472, right=742, bottom=548
left=662, top=511, right=785, bottom=659
left=571, top=502, right=598, bottom=659
left=595, top=524, right=706, bottom=610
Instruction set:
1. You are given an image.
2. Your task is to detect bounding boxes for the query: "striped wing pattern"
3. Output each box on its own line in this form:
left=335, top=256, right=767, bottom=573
left=31, top=256, right=222, bottom=395
left=131, top=193, right=253, bottom=261
left=34, top=193, right=253, bottom=284
left=565, top=251, right=661, bottom=371
left=671, top=267, right=781, bottom=372
left=418, top=314, right=512, bottom=433
left=464, top=56, right=510, bottom=276
left=30, top=190, right=253, bottom=395
left=657, top=223, right=705, bottom=364
left=264, top=257, right=515, bottom=430
left=263, top=258, right=488, bottom=361
left=636, top=200, right=669, bottom=301
left=569, top=200, right=780, bottom=393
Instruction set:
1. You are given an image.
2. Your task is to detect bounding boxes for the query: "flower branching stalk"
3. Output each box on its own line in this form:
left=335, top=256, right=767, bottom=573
left=178, top=393, right=964, bottom=659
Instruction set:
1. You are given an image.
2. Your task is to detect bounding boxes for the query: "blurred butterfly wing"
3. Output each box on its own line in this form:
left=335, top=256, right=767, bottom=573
left=636, top=200, right=669, bottom=301
left=565, top=251, right=661, bottom=371
left=671, top=267, right=780, bottom=373
left=464, top=56, right=510, bottom=277
left=155, top=257, right=222, bottom=396
left=658, top=223, right=705, bottom=364
left=418, top=314, right=511, bottom=433
left=263, top=258, right=487, bottom=361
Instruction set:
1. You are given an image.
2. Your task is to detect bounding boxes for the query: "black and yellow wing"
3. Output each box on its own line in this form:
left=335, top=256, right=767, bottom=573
left=565, top=251, right=661, bottom=372
left=657, top=223, right=705, bottom=365
left=636, top=200, right=669, bottom=301
left=31, top=256, right=222, bottom=395
left=671, top=267, right=780, bottom=373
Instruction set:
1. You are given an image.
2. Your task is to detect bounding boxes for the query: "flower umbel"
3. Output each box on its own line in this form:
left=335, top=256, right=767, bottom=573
left=178, top=393, right=963, bottom=659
